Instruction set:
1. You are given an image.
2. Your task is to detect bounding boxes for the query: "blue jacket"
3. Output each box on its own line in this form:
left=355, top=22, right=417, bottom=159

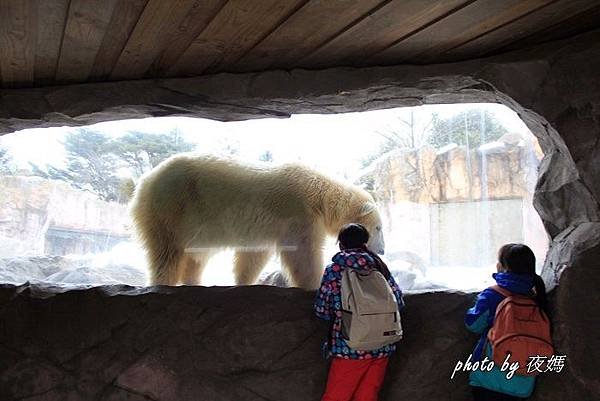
left=314, top=250, right=404, bottom=359
left=465, top=272, right=537, bottom=398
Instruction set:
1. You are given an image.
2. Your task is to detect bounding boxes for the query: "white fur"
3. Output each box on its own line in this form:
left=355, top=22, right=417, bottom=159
left=129, top=155, right=385, bottom=289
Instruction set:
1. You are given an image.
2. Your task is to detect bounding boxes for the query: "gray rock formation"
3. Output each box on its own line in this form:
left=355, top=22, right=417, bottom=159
left=257, top=270, right=290, bottom=287
left=0, top=255, right=147, bottom=286
left=1, top=283, right=594, bottom=401
left=0, top=256, right=65, bottom=282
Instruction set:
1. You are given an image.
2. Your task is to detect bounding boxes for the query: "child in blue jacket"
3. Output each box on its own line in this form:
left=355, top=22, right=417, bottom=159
left=465, top=243, right=549, bottom=400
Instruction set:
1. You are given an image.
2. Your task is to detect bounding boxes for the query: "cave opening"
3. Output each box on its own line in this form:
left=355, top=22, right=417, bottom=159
left=0, top=103, right=548, bottom=292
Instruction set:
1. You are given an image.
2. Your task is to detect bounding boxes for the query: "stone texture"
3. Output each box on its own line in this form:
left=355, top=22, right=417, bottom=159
left=541, top=222, right=600, bottom=291
left=358, top=136, right=540, bottom=204
left=551, top=237, right=600, bottom=397
left=0, top=176, right=129, bottom=257
left=0, top=283, right=594, bottom=401
left=0, top=254, right=148, bottom=287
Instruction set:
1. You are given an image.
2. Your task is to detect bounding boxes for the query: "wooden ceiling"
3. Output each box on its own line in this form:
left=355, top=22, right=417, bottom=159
left=1, top=0, right=600, bottom=89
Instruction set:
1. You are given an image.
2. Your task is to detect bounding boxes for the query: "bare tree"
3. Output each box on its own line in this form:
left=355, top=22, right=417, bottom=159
left=361, top=109, right=433, bottom=168
left=370, top=110, right=435, bottom=202
left=375, top=110, right=433, bottom=150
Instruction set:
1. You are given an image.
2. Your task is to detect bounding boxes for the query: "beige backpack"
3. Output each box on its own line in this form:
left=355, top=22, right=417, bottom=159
left=341, top=268, right=403, bottom=351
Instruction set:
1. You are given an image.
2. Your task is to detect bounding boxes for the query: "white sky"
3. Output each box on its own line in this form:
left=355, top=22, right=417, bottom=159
left=0, top=103, right=531, bottom=180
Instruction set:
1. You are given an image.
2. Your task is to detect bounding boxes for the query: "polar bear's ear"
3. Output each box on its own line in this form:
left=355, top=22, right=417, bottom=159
left=359, top=202, right=376, bottom=217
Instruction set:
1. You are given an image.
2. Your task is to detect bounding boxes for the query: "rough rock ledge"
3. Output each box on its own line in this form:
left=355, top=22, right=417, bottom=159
left=0, top=284, right=594, bottom=401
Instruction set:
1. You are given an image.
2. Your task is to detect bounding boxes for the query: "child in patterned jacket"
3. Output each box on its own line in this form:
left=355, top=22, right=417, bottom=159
left=314, top=223, right=404, bottom=401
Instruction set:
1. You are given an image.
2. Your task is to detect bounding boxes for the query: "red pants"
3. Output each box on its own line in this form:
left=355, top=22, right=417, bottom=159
left=321, top=357, right=389, bottom=401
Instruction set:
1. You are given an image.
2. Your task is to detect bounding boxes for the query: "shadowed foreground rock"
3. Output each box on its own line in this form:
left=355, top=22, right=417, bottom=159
left=0, top=284, right=594, bottom=401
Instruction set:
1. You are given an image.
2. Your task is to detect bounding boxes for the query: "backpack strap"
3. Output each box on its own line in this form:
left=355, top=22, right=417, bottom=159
left=490, top=285, right=540, bottom=320
left=490, top=285, right=512, bottom=298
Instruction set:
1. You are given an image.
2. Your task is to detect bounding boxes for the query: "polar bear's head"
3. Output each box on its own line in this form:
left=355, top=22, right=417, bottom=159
left=356, top=202, right=386, bottom=255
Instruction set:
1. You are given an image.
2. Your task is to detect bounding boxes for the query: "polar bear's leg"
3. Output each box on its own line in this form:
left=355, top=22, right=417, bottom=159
left=148, top=245, right=182, bottom=286
left=233, top=250, right=273, bottom=285
left=280, top=231, right=324, bottom=290
left=178, top=252, right=212, bottom=285
left=281, top=250, right=323, bottom=289
left=144, top=223, right=184, bottom=286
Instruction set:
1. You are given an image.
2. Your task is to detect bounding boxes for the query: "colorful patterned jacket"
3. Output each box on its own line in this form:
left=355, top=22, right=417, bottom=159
left=313, top=250, right=404, bottom=359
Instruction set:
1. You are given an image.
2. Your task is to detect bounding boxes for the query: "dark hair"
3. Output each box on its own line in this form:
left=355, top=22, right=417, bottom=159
left=337, top=223, right=370, bottom=250
left=498, top=243, right=548, bottom=313
left=337, top=223, right=391, bottom=279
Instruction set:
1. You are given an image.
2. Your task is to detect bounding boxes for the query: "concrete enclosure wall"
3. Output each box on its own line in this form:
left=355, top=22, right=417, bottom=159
left=0, top=28, right=599, bottom=400
left=431, top=198, right=524, bottom=267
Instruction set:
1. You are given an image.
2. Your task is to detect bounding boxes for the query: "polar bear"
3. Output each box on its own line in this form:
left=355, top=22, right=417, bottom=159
left=129, top=155, right=385, bottom=289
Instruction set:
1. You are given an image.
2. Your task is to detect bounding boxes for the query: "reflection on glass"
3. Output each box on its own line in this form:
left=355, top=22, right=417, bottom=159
left=0, top=104, right=547, bottom=291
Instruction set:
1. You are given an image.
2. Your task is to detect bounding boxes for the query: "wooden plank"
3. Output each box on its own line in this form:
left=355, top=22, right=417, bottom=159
left=110, top=0, right=206, bottom=80
left=148, top=0, right=228, bottom=77
left=55, top=0, right=119, bottom=83
left=34, top=0, right=70, bottom=85
left=169, top=0, right=307, bottom=77
left=298, top=0, right=472, bottom=69
left=441, top=0, right=600, bottom=62
left=499, top=2, right=600, bottom=53
left=234, top=0, right=386, bottom=72
left=369, top=0, right=555, bottom=65
left=0, top=0, right=37, bottom=87
left=89, top=0, right=149, bottom=81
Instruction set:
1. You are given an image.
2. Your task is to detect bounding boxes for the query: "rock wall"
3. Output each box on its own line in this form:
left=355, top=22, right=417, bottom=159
left=358, top=136, right=540, bottom=204
left=0, top=284, right=594, bottom=401
left=0, top=176, right=130, bottom=257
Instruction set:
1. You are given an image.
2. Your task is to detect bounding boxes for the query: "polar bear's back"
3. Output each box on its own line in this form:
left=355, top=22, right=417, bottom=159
left=130, top=155, right=317, bottom=248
